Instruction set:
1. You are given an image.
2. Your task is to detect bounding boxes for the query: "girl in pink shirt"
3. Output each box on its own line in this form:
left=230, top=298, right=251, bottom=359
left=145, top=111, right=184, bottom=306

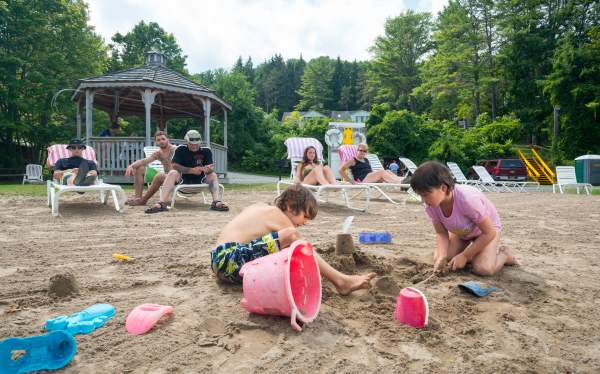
left=410, top=161, right=518, bottom=275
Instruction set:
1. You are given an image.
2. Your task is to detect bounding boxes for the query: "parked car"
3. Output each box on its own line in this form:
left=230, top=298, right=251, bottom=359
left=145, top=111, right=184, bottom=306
left=469, top=159, right=528, bottom=181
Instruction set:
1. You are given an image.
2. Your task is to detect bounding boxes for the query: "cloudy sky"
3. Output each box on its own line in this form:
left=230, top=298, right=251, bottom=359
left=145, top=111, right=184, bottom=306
left=87, top=0, right=448, bottom=74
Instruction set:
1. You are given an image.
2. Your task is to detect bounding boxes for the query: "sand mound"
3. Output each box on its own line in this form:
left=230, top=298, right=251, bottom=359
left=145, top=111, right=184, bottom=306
left=48, top=272, right=79, bottom=298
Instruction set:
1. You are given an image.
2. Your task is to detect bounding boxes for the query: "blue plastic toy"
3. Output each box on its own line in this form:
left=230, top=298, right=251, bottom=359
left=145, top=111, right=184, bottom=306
left=458, top=281, right=499, bottom=297
left=0, top=330, right=76, bottom=373
left=358, top=231, right=392, bottom=244
left=45, top=303, right=116, bottom=335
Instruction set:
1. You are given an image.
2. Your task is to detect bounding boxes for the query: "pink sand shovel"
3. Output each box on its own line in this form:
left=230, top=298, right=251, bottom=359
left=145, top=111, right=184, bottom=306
left=125, top=304, right=173, bottom=335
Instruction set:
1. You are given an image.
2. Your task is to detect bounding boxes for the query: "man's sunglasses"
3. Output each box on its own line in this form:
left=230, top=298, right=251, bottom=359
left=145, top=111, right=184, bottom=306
left=358, top=149, right=368, bottom=153
left=70, top=146, right=85, bottom=150
left=188, top=138, right=201, bottom=142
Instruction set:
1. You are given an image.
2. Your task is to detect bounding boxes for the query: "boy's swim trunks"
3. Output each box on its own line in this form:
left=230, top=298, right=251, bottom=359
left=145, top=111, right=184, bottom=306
left=211, top=232, right=280, bottom=283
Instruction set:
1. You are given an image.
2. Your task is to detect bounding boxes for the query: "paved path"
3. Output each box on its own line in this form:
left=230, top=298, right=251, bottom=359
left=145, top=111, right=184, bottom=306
left=226, top=171, right=279, bottom=184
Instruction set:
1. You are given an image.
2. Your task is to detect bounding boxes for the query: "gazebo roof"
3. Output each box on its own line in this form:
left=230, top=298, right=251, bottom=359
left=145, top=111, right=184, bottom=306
left=71, top=52, right=231, bottom=118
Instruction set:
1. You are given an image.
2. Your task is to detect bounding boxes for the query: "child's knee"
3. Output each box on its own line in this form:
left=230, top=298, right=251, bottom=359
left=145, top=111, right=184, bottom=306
left=279, top=227, right=300, bottom=243
left=472, top=262, right=496, bottom=276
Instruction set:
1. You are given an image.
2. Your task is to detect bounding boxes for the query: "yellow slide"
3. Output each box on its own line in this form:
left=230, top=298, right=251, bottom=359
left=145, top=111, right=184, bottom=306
left=517, top=147, right=555, bottom=185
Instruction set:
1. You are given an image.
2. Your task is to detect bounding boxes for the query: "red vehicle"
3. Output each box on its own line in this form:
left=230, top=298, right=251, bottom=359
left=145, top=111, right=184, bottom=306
left=476, top=159, right=528, bottom=181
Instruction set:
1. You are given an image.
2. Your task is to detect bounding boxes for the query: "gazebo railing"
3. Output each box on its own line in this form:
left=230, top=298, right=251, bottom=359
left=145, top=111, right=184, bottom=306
left=90, top=137, right=228, bottom=178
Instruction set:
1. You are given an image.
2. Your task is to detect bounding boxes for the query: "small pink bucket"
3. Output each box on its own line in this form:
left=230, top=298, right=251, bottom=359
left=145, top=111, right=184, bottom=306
left=239, top=240, right=321, bottom=331
left=395, top=287, right=429, bottom=329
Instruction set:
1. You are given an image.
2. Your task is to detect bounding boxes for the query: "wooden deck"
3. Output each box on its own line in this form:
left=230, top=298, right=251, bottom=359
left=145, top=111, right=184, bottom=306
left=90, top=137, right=228, bottom=183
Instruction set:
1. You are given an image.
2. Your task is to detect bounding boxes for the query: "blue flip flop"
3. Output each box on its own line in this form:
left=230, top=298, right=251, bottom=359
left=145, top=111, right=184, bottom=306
left=0, top=330, right=76, bottom=373
left=458, top=281, right=498, bottom=297
left=45, top=303, right=116, bottom=335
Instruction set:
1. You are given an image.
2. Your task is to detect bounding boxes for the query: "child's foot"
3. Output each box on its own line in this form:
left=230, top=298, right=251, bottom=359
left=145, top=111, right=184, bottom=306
left=335, top=272, right=376, bottom=296
left=500, top=246, right=520, bottom=266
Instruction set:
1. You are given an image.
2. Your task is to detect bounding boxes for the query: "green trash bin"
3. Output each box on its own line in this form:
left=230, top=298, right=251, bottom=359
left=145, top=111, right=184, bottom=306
left=575, top=155, right=600, bottom=186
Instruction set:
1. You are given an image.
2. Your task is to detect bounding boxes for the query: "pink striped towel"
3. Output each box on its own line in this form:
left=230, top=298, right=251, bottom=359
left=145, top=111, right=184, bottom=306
left=338, top=144, right=358, bottom=162
left=284, top=137, right=324, bottom=161
left=47, top=144, right=97, bottom=167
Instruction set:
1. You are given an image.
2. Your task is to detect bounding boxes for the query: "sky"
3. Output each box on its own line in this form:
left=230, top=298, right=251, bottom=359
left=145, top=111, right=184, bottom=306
left=87, top=0, right=448, bottom=74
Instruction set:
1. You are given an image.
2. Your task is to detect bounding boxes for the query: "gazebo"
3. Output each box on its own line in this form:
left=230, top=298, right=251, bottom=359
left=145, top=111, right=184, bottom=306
left=70, top=50, right=231, bottom=183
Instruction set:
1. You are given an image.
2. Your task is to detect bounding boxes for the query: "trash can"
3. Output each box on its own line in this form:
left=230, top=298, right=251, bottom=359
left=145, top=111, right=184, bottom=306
left=575, top=155, right=600, bottom=186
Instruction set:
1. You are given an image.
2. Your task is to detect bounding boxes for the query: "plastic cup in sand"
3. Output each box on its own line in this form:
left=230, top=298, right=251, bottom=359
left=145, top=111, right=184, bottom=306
left=395, top=287, right=429, bottom=329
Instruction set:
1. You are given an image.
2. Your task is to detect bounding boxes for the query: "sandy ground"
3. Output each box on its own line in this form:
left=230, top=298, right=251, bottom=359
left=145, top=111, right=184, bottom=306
left=1, top=188, right=599, bottom=373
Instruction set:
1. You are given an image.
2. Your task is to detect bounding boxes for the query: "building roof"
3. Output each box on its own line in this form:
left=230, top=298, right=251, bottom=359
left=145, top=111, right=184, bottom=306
left=71, top=52, right=231, bottom=118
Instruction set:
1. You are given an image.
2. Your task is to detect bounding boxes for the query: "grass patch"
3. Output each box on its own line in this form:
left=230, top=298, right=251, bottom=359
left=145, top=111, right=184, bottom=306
left=0, top=182, right=278, bottom=197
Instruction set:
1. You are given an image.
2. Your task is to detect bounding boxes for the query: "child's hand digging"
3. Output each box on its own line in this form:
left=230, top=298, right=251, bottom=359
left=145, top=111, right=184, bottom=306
left=433, top=257, right=449, bottom=274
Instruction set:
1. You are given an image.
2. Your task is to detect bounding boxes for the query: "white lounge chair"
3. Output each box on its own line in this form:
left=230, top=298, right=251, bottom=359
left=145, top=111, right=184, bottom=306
left=277, top=137, right=371, bottom=212
left=553, top=166, right=592, bottom=195
left=22, top=164, right=44, bottom=184
left=46, top=144, right=126, bottom=217
left=471, top=165, right=540, bottom=192
left=446, top=162, right=481, bottom=189
left=398, top=157, right=418, bottom=175
left=338, top=145, right=418, bottom=204
left=168, top=145, right=225, bottom=208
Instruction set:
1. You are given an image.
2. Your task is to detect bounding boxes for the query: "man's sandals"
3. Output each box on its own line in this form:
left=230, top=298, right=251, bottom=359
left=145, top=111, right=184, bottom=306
left=145, top=201, right=168, bottom=214
left=211, top=200, right=229, bottom=211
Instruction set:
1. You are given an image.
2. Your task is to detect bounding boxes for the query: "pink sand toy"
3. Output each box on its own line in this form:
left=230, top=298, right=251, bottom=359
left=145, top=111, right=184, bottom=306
left=239, top=240, right=322, bottom=331
left=125, top=304, right=173, bottom=335
left=395, top=287, right=429, bottom=329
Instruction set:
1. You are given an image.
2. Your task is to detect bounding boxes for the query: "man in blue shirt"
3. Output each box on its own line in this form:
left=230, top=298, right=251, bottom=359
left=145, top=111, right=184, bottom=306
left=99, top=123, right=120, bottom=137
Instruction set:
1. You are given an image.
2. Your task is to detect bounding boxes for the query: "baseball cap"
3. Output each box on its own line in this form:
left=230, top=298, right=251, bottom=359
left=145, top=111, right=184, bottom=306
left=66, top=138, right=86, bottom=149
left=184, top=130, right=202, bottom=145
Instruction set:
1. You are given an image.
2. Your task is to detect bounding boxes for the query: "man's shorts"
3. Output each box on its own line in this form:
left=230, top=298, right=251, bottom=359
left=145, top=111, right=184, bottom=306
left=210, top=232, right=280, bottom=283
left=181, top=174, right=206, bottom=185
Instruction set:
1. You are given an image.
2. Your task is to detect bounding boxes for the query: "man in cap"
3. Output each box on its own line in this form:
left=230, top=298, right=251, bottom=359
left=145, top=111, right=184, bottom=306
left=124, top=131, right=177, bottom=206
left=145, top=130, right=229, bottom=213
left=52, top=139, right=98, bottom=186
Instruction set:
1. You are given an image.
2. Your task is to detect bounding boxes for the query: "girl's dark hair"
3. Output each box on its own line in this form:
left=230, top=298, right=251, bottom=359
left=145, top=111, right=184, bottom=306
left=302, top=146, right=320, bottom=165
left=275, top=184, right=318, bottom=220
left=410, top=161, right=455, bottom=194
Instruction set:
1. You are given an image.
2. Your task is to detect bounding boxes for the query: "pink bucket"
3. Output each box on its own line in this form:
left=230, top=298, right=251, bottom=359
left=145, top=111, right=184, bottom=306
left=239, top=240, right=321, bottom=331
left=395, top=287, right=429, bottom=329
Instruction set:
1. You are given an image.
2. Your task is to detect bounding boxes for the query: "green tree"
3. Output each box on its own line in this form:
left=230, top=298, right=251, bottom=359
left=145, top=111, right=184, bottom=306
left=0, top=0, right=106, bottom=167
left=543, top=27, right=600, bottom=159
left=107, top=21, right=187, bottom=73
left=296, top=56, right=335, bottom=110
left=368, top=10, right=432, bottom=110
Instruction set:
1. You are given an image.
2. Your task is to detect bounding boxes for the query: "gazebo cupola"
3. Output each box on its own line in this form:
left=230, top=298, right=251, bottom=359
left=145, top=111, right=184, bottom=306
left=146, top=49, right=166, bottom=66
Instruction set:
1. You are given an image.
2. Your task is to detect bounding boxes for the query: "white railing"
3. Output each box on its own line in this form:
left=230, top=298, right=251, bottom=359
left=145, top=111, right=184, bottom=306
left=90, top=137, right=228, bottom=176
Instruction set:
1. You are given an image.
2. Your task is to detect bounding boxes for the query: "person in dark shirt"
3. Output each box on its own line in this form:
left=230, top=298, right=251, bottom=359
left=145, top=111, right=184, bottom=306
left=339, top=143, right=406, bottom=184
left=99, top=123, right=120, bottom=137
left=145, top=130, right=229, bottom=213
left=52, top=139, right=98, bottom=186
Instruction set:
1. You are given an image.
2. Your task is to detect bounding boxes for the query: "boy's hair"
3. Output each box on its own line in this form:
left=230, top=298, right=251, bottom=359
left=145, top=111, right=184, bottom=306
left=154, top=131, right=167, bottom=138
left=410, top=161, right=455, bottom=194
left=275, top=184, right=318, bottom=220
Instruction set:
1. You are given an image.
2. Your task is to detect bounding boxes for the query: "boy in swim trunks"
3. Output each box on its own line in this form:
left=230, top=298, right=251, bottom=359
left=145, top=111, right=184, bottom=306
left=211, top=184, right=375, bottom=295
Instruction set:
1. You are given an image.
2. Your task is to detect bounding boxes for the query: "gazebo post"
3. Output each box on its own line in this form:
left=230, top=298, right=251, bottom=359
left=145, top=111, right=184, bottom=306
left=76, top=98, right=82, bottom=139
left=141, top=89, right=158, bottom=146
left=203, top=98, right=211, bottom=146
left=224, top=110, right=228, bottom=149
left=85, top=89, right=94, bottom=145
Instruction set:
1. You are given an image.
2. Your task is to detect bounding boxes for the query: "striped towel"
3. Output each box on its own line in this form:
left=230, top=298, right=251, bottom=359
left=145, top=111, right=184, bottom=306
left=338, top=144, right=358, bottom=162
left=284, top=137, right=324, bottom=160
left=47, top=144, right=97, bottom=167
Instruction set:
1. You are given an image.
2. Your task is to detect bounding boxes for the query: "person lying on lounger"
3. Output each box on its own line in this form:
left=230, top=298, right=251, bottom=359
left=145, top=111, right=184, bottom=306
left=145, top=130, right=228, bottom=213
left=410, top=161, right=519, bottom=276
left=339, top=143, right=405, bottom=185
left=294, top=146, right=337, bottom=186
left=211, top=183, right=375, bottom=294
left=124, top=131, right=177, bottom=206
left=52, top=139, right=98, bottom=186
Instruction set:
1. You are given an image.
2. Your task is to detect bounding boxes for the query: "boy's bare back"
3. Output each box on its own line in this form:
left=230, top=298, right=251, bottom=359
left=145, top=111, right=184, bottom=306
left=216, top=203, right=292, bottom=245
